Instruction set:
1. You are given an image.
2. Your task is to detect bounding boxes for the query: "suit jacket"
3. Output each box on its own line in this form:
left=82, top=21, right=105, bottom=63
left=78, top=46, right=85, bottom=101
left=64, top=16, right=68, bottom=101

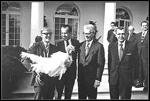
left=78, top=39, right=105, bottom=86
left=136, top=31, right=149, bottom=61
left=108, top=41, right=138, bottom=86
left=56, top=39, right=79, bottom=80
left=23, top=42, right=59, bottom=86
left=127, top=33, right=137, bottom=44
left=107, top=29, right=117, bottom=43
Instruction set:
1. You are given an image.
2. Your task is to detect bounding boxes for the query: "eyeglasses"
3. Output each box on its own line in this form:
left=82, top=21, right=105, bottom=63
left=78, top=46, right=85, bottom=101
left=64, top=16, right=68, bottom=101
left=84, top=32, right=94, bottom=35
left=42, top=33, right=51, bottom=35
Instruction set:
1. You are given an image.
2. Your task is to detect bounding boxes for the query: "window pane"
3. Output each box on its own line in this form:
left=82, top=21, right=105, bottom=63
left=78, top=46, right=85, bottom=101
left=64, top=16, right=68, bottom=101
left=116, top=8, right=130, bottom=19
left=9, top=21, right=14, bottom=26
left=2, top=33, right=6, bottom=39
left=15, top=40, right=20, bottom=45
left=55, top=18, right=59, bottom=24
left=9, top=40, right=14, bottom=45
left=2, top=21, right=6, bottom=26
left=15, top=28, right=20, bottom=33
left=2, top=40, right=6, bottom=45
left=9, top=27, right=14, bottom=33
left=9, top=34, right=14, bottom=39
left=55, top=4, right=78, bottom=16
left=120, top=20, right=124, bottom=27
left=68, top=19, right=73, bottom=25
left=15, top=34, right=20, bottom=39
left=55, top=30, right=60, bottom=36
left=55, top=24, right=59, bottom=30
left=2, top=27, right=6, bottom=32
left=60, top=18, right=65, bottom=23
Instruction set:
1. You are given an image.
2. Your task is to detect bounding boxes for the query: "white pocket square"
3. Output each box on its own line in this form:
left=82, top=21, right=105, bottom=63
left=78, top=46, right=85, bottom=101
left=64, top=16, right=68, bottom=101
left=126, top=53, right=132, bottom=55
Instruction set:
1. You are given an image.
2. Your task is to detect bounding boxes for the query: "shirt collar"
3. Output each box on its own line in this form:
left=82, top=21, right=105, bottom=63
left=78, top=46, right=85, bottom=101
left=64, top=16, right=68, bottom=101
left=118, top=40, right=126, bottom=49
left=142, top=30, right=147, bottom=36
left=64, top=39, right=72, bottom=46
left=44, top=42, right=50, bottom=47
left=86, top=39, right=93, bottom=48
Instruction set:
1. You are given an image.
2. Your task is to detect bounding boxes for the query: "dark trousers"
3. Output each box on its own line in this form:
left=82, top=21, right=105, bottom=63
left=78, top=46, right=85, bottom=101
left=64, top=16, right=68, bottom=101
left=34, top=77, right=58, bottom=100
left=78, top=81, right=97, bottom=99
left=34, top=86, right=44, bottom=100
left=139, top=58, right=148, bottom=88
left=109, top=84, right=132, bottom=99
left=56, top=74, right=75, bottom=99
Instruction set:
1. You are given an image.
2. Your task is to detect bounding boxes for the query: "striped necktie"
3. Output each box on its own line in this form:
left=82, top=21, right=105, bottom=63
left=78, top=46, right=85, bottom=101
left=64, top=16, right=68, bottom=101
left=85, top=42, right=90, bottom=56
left=119, top=43, right=123, bottom=61
left=45, top=43, right=49, bottom=57
left=141, top=31, right=146, bottom=43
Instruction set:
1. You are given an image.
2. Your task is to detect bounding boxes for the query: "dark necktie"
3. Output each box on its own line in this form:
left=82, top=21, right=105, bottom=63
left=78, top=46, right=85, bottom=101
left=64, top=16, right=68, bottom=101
left=119, top=43, right=123, bottom=61
left=66, top=40, right=69, bottom=46
left=85, top=42, right=90, bottom=56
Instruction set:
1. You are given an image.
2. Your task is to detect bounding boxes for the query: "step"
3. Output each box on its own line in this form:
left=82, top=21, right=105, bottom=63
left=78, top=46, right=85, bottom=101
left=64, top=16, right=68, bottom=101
left=9, top=89, right=148, bottom=100
left=9, top=71, right=148, bottom=100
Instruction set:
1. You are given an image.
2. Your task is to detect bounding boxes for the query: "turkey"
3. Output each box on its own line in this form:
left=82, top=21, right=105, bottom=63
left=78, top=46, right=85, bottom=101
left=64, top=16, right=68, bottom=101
left=20, top=45, right=75, bottom=80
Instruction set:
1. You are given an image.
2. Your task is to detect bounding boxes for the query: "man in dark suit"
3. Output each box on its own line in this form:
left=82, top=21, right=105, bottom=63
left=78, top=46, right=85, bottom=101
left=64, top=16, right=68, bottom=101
left=55, top=25, right=79, bottom=99
left=22, top=27, right=59, bottom=99
left=127, top=26, right=139, bottom=86
left=107, top=22, right=118, bottom=43
left=78, top=24, right=105, bottom=99
left=136, top=21, right=149, bottom=92
left=108, top=27, right=138, bottom=99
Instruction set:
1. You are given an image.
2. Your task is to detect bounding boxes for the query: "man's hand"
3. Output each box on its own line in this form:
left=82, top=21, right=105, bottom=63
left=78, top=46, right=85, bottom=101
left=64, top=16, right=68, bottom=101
left=93, top=80, right=100, bottom=88
left=64, top=60, right=71, bottom=68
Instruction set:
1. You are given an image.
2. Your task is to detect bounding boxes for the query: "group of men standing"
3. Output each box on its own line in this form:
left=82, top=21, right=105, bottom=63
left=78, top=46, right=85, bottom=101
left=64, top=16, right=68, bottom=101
left=107, top=21, right=149, bottom=99
left=23, top=20, right=148, bottom=100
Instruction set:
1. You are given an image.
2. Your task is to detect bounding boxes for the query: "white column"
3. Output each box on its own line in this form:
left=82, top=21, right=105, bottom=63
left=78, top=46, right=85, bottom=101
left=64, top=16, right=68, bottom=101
left=103, top=2, right=116, bottom=66
left=30, top=2, right=44, bottom=45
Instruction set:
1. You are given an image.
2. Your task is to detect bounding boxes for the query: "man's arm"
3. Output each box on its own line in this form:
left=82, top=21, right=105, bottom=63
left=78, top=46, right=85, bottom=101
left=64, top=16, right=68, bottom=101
left=96, top=44, right=105, bottom=81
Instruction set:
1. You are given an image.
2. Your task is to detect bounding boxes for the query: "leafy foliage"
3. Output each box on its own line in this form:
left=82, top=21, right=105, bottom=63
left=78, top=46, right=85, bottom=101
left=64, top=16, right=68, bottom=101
left=2, top=45, right=27, bottom=99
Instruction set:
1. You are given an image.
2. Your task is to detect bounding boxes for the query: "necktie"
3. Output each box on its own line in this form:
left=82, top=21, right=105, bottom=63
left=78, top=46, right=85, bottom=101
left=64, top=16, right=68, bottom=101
left=45, top=43, right=49, bottom=57
left=66, top=40, right=69, bottom=46
left=85, top=42, right=90, bottom=56
left=119, top=43, right=123, bottom=61
left=141, top=31, right=145, bottom=43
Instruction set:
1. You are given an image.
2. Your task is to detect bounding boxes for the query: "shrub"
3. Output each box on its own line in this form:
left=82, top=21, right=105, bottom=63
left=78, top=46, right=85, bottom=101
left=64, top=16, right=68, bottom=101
left=2, top=45, right=28, bottom=99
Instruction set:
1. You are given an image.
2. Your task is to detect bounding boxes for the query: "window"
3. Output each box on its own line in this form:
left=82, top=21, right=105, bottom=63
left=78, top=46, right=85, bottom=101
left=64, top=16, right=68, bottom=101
left=2, top=1, right=21, bottom=46
left=54, top=3, right=79, bottom=42
left=116, top=7, right=132, bottom=29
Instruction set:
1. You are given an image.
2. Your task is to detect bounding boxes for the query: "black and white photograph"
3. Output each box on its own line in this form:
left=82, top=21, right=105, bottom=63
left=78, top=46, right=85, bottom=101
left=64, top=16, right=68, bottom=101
left=1, top=1, right=149, bottom=100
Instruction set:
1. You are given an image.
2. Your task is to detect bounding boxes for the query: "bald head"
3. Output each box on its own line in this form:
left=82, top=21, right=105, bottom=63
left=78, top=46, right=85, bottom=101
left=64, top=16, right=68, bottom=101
left=128, top=26, right=134, bottom=34
left=41, top=27, right=52, bottom=34
left=128, top=26, right=134, bottom=31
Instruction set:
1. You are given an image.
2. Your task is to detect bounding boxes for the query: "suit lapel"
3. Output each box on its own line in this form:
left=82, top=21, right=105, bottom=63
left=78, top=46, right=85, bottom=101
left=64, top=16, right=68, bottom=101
left=60, top=41, right=66, bottom=52
left=114, top=42, right=120, bottom=62
left=120, top=41, right=129, bottom=62
left=81, top=41, right=86, bottom=59
left=85, top=40, right=94, bottom=58
left=142, top=31, right=149, bottom=44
